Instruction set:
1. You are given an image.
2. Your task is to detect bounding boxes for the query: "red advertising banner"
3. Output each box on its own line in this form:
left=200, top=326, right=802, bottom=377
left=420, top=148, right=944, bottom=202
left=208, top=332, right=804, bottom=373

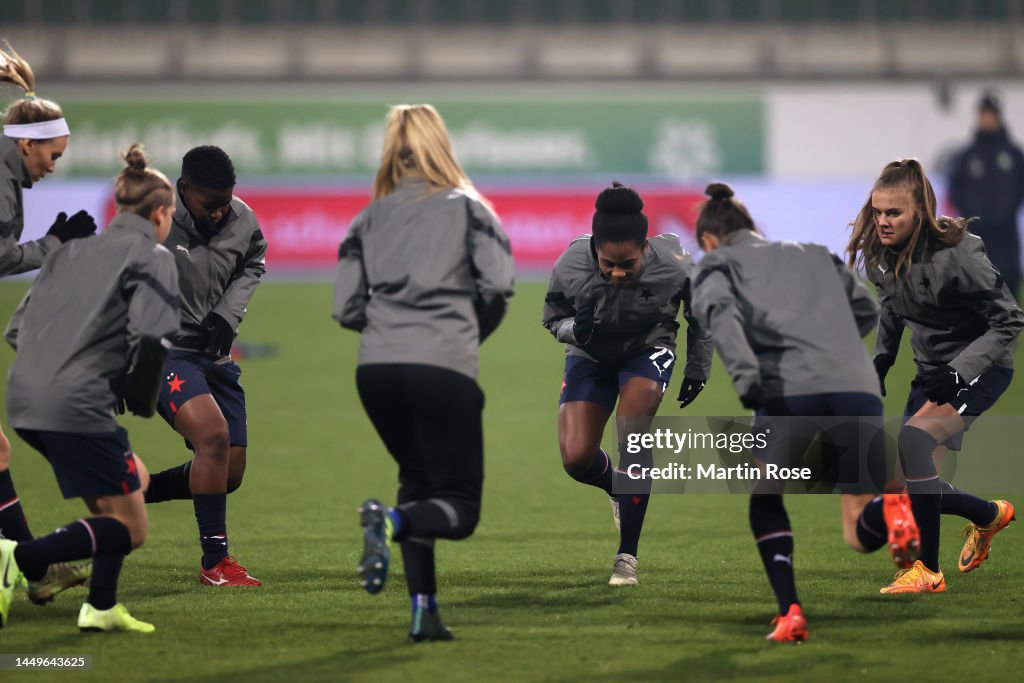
left=109, top=186, right=705, bottom=271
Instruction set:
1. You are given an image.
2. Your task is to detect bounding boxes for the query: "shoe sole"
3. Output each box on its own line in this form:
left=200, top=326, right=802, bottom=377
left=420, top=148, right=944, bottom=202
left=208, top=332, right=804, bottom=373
left=960, top=507, right=1015, bottom=573
left=608, top=576, right=638, bottom=586
left=358, top=500, right=390, bottom=595
left=884, top=495, right=921, bottom=569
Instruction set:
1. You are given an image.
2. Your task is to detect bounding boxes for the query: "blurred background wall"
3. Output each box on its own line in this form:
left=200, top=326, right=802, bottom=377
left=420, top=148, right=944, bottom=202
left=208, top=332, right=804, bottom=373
left=3, top=0, right=1023, bottom=273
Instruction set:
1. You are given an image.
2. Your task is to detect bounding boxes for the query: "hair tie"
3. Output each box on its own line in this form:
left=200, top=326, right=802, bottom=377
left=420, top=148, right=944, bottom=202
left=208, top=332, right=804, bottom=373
left=23, top=91, right=36, bottom=99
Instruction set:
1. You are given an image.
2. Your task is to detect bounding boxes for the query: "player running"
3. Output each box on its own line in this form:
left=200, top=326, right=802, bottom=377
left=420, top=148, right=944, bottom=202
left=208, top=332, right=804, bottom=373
left=848, top=159, right=1023, bottom=595
left=335, top=104, right=514, bottom=642
left=0, top=144, right=178, bottom=632
left=0, top=42, right=96, bottom=605
left=542, top=182, right=712, bottom=586
left=692, top=182, right=913, bottom=642
left=142, top=146, right=266, bottom=587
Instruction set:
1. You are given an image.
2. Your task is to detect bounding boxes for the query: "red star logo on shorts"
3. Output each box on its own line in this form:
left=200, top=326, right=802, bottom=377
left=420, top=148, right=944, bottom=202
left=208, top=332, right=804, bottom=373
left=125, top=453, right=137, bottom=476
left=167, top=374, right=186, bottom=394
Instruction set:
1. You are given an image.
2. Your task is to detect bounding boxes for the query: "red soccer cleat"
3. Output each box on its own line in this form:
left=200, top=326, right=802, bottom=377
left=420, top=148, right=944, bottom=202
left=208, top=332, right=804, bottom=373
left=883, top=492, right=921, bottom=569
left=766, top=603, right=808, bottom=643
left=199, top=556, right=262, bottom=587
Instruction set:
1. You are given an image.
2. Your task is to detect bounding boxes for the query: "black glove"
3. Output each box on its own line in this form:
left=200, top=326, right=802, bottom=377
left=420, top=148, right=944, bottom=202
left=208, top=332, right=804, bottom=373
left=923, top=364, right=963, bottom=406
left=200, top=313, right=235, bottom=357
left=572, top=300, right=596, bottom=345
left=677, top=375, right=707, bottom=409
left=873, top=353, right=895, bottom=397
left=740, top=384, right=765, bottom=411
left=109, top=376, right=127, bottom=415
left=47, top=210, right=97, bottom=243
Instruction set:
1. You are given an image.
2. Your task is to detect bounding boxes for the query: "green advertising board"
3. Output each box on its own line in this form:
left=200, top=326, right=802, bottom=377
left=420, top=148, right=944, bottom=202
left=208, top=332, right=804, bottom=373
left=55, top=92, right=763, bottom=178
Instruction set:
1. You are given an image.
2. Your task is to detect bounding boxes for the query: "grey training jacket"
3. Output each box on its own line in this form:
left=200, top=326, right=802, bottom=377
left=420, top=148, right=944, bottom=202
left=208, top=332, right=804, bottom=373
left=542, top=233, right=713, bottom=380
left=5, top=212, right=180, bottom=433
left=691, top=229, right=880, bottom=399
left=0, top=136, right=59, bottom=275
left=164, top=194, right=267, bottom=353
left=333, top=176, right=515, bottom=380
left=870, top=232, right=1024, bottom=380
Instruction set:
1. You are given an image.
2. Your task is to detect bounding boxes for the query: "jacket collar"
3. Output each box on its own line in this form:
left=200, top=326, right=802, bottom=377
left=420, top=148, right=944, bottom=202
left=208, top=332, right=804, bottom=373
left=105, top=211, right=157, bottom=241
left=1, top=136, right=32, bottom=189
left=722, top=228, right=762, bottom=247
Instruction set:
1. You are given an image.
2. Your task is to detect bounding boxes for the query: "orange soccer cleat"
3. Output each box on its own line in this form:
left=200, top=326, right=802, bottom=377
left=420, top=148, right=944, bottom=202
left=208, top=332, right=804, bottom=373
left=766, top=603, right=808, bottom=643
left=883, top=492, right=920, bottom=569
left=880, top=560, right=946, bottom=594
left=959, top=499, right=1015, bottom=573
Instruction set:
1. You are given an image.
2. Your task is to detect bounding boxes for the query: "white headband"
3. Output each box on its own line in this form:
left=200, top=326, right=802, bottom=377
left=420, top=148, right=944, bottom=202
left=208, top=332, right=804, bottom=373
left=3, top=118, right=70, bottom=140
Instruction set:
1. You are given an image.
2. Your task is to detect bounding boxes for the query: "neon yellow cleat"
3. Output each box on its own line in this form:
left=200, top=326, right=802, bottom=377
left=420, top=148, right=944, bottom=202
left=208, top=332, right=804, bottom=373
left=28, top=561, right=92, bottom=605
left=880, top=560, right=946, bottom=594
left=78, top=603, right=155, bottom=633
left=0, top=539, right=23, bottom=628
left=959, top=499, right=1015, bottom=573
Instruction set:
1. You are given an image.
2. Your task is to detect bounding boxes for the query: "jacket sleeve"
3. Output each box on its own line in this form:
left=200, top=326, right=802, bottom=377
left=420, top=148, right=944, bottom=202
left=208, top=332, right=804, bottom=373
left=680, top=265, right=713, bottom=380
left=212, top=224, right=267, bottom=331
left=691, top=262, right=760, bottom=397
left=4, top=288, right=30, bottom=350
left=833, top=254, right=879, bottom=338
left=332, top=208, right=370, bottom=332
left=542, top=254, right=579, bottom=345
left=121, top=248, right=181, bottom=417
left=466, top=198, right=515, bottom=342
left=946, top=238, right=1024, bottom=380
left=0, top=205, right=59, bottom=275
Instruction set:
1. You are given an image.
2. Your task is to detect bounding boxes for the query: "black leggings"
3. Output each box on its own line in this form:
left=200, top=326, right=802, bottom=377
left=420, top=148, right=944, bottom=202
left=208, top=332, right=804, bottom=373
left=356, top=363, right=485, bottom=541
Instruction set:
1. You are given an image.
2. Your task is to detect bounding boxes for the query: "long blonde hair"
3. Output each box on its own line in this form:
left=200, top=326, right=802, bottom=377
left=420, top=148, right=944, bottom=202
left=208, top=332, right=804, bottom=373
left=846, top=158, right=971, bottom=278
left=371, top=104, right=491, bottom=210
left=0, top=42, right=63, bottom=129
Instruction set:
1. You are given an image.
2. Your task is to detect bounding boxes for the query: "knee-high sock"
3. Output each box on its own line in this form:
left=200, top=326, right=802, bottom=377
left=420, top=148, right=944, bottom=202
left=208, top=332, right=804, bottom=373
left=750, top=494, right=798, bottom=614
left=400, top=537, right=436, bottom=596
left=939, top=480, right=997, bottom=526
left=0, top=469, right=32, bottom=541
left=855, top=496, right=887, bottom=552
left=615, top=444, right=652, bottom=557
left=145, top=461, right=193, bottom=503
left=898, top=427, right=942, bottom=572
left=567, top=448, right=614, bottom=495
left=13, top=517, right=131, bottom=581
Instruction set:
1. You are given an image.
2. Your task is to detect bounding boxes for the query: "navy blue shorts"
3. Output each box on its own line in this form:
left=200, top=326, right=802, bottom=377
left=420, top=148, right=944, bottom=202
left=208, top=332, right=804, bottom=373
left=157, top=350, right=248, bottom=448
left=902, top=365, right=1013, bottom=451
left=16, top=427, right=141, bottom=499
left=753, top=392, right=886, bottom=494
left=559, top=346, right=676, bottom=411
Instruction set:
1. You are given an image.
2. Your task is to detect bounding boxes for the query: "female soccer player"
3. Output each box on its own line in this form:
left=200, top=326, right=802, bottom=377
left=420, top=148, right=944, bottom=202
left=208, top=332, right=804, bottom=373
left=334, top=104, right=514, bottom=642
left=0, top=42, right=96, bottom=605
left=0, top=144, right=178, bottom=632
left=542, top=182, right=712, bottom=586
left=848, top=158, right=1023, bottom=594
left=692, top=182, right=913, bottom=642
left=142, top=145, right=266, bottom=587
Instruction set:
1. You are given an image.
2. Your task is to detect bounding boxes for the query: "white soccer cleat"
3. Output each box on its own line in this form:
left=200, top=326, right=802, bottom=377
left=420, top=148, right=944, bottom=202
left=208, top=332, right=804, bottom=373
left=609, top=496, right=621, bottom=533
left=609, top=552, right=638, bottom=586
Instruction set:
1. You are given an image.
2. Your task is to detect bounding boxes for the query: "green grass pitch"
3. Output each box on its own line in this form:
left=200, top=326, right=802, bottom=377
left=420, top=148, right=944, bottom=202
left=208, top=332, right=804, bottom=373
left=0, top=281, right=1021, bottom=683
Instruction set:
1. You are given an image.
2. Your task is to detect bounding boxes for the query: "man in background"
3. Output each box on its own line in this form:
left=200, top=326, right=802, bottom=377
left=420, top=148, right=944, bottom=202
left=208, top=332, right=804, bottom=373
left=949, top=92, right=1024, bottom=301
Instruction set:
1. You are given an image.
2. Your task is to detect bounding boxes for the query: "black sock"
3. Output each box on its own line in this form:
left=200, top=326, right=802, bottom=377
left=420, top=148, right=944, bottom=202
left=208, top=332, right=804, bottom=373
left=145, top=461, right=193, bottom=503
left=0, top=469, right=33, bottom=541
left=899, top=427, right=942, bottom=572
left=88, top=554, right=125, bottom=610
left=13, top=517, right=132, bottom=581
left=614, top=444, right=652, bottom=557
left=395, top=498, right=480, bottom=541
left=855, top=496, right=887, bottom=552
left=400, top=537, right=436, bottom=595
left=193, top=493, right=228, bottom=569
left=939, top=481, right=997, bottom=526
left=569, top=448, right=614, bottom=495
left=750, top=495, right=798, bottom=614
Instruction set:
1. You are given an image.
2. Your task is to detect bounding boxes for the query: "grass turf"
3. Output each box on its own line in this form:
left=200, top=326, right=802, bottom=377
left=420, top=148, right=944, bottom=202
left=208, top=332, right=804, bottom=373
left=0, top=281, right=1021, bottom=683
